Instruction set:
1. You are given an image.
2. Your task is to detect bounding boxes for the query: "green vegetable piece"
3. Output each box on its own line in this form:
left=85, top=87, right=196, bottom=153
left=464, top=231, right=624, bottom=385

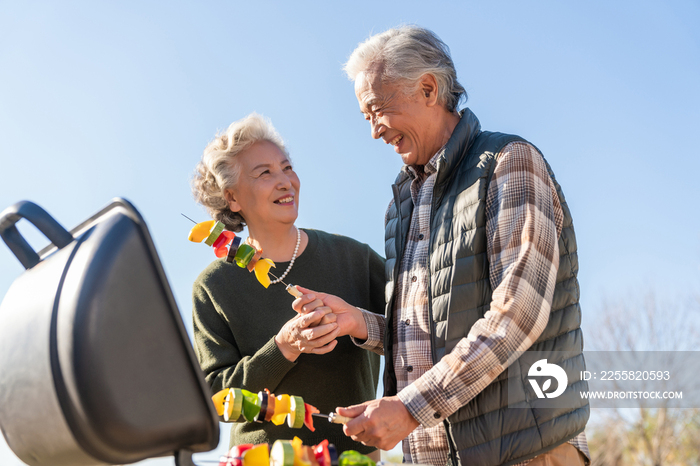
left=204, top=221, right=225, bottom=246
left=234, top=243, right=256, bottom=268
left=241, top=389, right=261, bottom=422
left=338, top=451, right=375, bottom=466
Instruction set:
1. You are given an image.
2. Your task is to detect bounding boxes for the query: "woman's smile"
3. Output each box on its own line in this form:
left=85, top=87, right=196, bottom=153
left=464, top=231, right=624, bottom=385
left=275, top=195, right=295, bottom=205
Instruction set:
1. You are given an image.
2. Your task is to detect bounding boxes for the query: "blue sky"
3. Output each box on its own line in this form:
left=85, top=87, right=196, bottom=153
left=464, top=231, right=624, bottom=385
left=1, top=1, right=699, bottom=465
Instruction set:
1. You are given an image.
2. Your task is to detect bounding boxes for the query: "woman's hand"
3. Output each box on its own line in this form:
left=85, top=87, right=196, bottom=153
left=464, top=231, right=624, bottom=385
left=292, top=286, right=368, bottom=340
left=275, top=306, right=340, bottom=362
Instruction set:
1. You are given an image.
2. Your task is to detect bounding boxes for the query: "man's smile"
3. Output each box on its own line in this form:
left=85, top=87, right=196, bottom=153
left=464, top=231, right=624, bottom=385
left=386, top=134, right=403, bottom=146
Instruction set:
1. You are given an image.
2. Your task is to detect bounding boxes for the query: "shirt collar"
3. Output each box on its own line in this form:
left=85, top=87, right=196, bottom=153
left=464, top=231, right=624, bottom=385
left=404, top=148, right=443, bottom=181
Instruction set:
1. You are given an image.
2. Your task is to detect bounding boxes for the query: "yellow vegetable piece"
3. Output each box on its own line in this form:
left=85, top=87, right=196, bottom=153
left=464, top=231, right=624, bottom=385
left=254, top=258, right=276, bottom=288
left=243, top=443, right=270, bottom=466
left=291, top=437, right=311, bottom=466
left=188, top=220, right=215, bottom=243
left=211, top=388, right=230, bottom=416
left=271, top=412, right=287, bottom=425
left=271, top=393, right=290, bottom=425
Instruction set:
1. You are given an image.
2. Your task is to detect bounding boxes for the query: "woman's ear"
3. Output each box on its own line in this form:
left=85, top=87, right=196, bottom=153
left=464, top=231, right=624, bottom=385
left=225, top=189, right=242, bottom=213
left=420, top=74, right=439, bottom=107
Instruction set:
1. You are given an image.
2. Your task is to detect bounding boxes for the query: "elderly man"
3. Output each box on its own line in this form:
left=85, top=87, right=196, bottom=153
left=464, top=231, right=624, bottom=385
left=295, top=25, right=589, bottom=466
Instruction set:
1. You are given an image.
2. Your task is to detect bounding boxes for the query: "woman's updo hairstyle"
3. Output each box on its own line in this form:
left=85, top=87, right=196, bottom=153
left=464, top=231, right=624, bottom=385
left=191, top=113, right=289, bottom=232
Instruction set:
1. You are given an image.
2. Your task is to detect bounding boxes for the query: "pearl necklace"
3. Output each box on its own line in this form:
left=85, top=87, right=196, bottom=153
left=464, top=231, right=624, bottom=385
left=248, top=226, right=300, bottom=285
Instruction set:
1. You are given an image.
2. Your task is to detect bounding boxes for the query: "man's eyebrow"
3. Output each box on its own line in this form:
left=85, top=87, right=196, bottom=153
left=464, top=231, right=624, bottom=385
left=360, top=98, right=377, bottom=113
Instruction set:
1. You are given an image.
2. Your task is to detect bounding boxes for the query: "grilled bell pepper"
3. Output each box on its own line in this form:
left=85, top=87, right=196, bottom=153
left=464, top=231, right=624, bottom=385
left=254, top=258, right=275, bottom=288
left=338, top=451, right=375, bottom=466
left=188, top=220, right=216, bottom=242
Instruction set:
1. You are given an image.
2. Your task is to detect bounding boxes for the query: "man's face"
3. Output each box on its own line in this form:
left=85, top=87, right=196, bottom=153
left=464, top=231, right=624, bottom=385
left=355, top=70, right=437, bottom=167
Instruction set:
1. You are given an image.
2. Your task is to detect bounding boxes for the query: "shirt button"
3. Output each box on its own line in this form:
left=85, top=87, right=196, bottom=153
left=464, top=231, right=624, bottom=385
left=411, top=276, right=417, bottom=282
left=406, top=365, right=413, bottom=372
left=405, top=319, right=410, bottom=325
left=433, top=412, right=441, bottom=419
left=418, top=234, right=424, bottom=240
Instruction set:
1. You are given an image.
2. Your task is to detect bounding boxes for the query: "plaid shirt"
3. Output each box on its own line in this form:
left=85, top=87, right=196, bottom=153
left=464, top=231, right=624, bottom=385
left=356, top=142, right=589, bottom=465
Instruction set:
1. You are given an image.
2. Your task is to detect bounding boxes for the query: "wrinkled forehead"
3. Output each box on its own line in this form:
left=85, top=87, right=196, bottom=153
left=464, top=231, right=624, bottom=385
left=354, top=60, right=385, bottom=92
left=354, top=69, right=387, bottom=108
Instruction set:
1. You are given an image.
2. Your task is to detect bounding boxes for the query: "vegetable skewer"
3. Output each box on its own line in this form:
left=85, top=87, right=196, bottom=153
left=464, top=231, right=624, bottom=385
left=183, top=216, right=303, bottom=297
left=212, top=388, right=320, bottom=432
left=218, top=437, right=348, bottom=466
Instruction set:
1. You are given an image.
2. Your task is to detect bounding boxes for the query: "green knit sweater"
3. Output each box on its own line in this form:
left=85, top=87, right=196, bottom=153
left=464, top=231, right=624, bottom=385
left=192, top=229, right=385, bottom=453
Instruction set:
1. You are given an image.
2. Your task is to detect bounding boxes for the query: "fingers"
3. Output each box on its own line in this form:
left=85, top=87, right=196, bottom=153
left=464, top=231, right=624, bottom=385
left=292, top=293, right=318, bottom=314
left=297, top=324, right=339, bottom=352
left=337, top=403, right=368, bottom=419
left=294, top=285, right=319, bottom=296
left=318, top=313, right=337, bottom=325
left=340, top=397, right=418, bottom=451
left=337, top=403, right=368, bottom=437
left=301, top=299, right=326, bottom=314
left=309, top=338, right=338, bottom=355
left=298, top=307, right=332, bottom=328
left=299, top=321, right=338, bottom=343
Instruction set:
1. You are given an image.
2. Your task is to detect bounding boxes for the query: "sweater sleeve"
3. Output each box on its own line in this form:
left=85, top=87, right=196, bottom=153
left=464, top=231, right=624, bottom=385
left=192, top=279, right=296, bottom=395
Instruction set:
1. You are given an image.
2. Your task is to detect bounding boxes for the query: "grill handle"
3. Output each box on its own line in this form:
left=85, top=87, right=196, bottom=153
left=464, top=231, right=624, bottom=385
left=0, top=200, right=73, bottom=269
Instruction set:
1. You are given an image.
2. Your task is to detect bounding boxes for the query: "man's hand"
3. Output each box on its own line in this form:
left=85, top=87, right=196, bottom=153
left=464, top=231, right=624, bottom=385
left=337, top=396, right=419, bottom=450
left=292, top=285, right=368, bottom=340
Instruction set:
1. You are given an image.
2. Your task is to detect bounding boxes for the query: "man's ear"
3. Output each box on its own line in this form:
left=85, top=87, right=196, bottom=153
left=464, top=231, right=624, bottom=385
left=225, top=189, right=242, bottom=213
left=420, top=74, right=439, bottom=107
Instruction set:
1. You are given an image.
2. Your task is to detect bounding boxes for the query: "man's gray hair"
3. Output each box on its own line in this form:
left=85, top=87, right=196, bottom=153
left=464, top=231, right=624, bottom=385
left=344, top=25, right=466, bottom=112
left=191, top=113, right=289, bottom=232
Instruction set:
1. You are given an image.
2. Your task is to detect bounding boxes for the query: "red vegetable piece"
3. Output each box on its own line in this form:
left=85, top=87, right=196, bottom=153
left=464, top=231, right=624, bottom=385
left=213, top=232, right=230, bottom=249
left=213, top=232, right=233, bottom=258
left=215, top=245, right=228, bottom=258
left=304, top=402, right=319, bottom=432
left=314, top=440, right=331, bottom=466
left=227, top=444, right=254, bottom=466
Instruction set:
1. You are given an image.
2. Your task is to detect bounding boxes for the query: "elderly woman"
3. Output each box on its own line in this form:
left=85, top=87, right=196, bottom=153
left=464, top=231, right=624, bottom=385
left=190, top=113, right=384, bottom=458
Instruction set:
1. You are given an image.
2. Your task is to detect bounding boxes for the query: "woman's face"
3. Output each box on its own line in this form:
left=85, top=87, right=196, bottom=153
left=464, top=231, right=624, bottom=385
left=225, top=140, right=300, bottom=230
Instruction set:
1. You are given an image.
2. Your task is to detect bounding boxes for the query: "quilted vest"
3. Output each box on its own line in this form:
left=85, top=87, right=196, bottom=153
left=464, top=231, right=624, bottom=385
left=383, top=109, right=589, bottom=466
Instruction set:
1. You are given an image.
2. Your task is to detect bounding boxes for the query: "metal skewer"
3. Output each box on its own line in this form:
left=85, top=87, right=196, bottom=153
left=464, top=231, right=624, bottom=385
left=312, top=412, right=353, bottom=425
left=181, top=213, right=198, bottom=224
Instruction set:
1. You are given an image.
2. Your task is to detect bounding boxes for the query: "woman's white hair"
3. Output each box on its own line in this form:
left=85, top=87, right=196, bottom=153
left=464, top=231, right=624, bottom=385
left=344, top=25, right=466, bottom=112
left=191, top=113, right=289, bottom=232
